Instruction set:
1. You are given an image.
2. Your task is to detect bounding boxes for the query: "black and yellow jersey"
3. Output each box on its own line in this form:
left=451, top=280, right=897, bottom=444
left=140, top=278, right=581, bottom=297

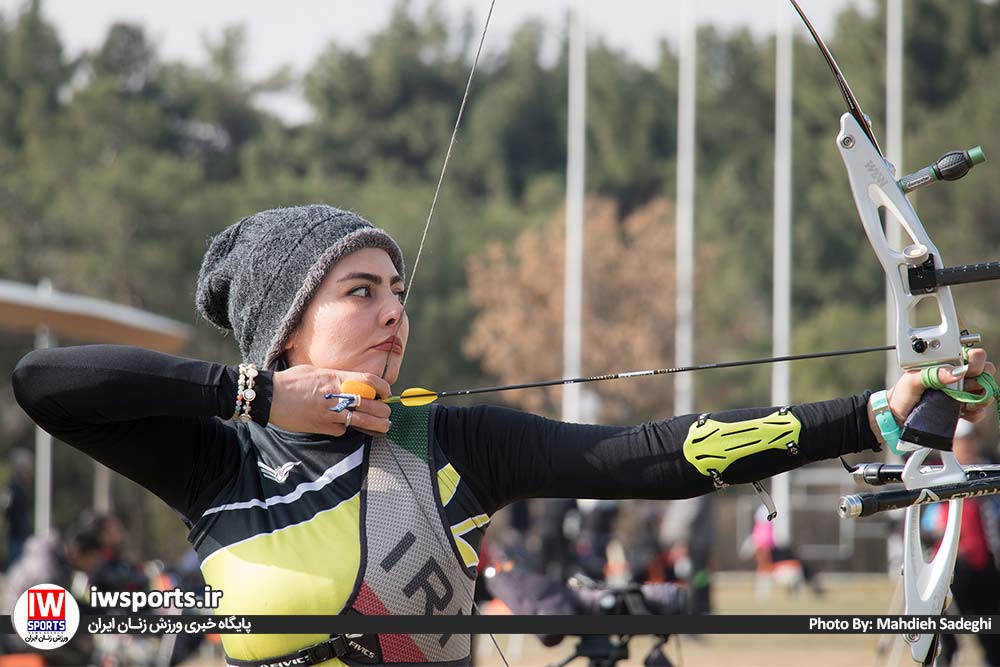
left=12, top=345, right=879, bottom=666
left=191, top=404, right=487, bottom=664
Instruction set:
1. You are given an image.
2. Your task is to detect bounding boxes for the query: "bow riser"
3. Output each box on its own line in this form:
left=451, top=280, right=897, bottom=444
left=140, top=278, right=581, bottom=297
left=901, top=448, right=966, bottom=664
left=903, top=499, right=961, bottom=662
left=836, top=113, right=964, bottom=373
left=837, top=111, right=966, bottom=665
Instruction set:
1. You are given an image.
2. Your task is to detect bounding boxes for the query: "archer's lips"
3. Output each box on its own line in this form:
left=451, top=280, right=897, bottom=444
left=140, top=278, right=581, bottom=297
left=371, top=337, right=404, bottom=354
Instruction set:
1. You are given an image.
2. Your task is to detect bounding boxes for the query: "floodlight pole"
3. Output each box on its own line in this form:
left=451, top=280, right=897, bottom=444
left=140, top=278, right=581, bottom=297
left=771, top=0, right=794, bottom=548
left=563, top=0, right=586, bottom=423
left=33, top=282, right=53, bottom=537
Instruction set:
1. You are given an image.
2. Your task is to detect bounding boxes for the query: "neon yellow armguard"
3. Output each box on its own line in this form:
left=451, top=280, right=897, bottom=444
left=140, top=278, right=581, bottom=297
left=683, top=409, right=802, bottom=487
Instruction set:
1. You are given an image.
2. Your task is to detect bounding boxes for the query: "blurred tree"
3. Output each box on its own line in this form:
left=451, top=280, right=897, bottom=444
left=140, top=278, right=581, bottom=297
left=90, top=22, right=156, bottom=94
left=158, top=24, right=291, bottom=181
left=907, top=0, right=1000, bottom=112
left=465, top=196, right=722, bottom=423
left=303, top=1, right=462, bottom=182
left=586, top=38, right=676, bottom=211
left=1, top=0, right=73, bottom=146
left=456, top=20, right=564, bottom=200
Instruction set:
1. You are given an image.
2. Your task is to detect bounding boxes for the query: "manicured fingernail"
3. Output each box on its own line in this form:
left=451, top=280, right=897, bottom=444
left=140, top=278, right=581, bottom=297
left=387, top=421, right=393, bottom=430
left=952, top=364, right=970, bottom=378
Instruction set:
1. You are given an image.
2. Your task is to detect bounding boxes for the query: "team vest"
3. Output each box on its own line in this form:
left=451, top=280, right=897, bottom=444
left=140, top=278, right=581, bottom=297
left=186, top=404, right=491, bottom=666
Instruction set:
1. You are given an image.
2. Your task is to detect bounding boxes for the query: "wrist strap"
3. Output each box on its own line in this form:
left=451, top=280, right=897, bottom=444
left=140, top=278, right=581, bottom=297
left=870, top=390, right=902, bottom=455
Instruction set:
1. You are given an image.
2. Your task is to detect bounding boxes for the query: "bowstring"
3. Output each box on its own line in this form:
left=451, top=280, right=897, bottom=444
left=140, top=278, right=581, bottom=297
left=373, top=3, right=509, bottom=665
left=380, top=0, right=496, bottom=380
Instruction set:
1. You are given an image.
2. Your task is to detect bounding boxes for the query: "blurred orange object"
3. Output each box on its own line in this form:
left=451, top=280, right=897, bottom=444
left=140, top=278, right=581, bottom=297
left=0, top=653, right=45, bottom=667
left=481, top=598, right=512, bottom=615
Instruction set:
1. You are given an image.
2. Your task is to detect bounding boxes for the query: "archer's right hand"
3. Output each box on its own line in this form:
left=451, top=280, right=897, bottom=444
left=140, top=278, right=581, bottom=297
left=269, top=365, right=392, bottom=437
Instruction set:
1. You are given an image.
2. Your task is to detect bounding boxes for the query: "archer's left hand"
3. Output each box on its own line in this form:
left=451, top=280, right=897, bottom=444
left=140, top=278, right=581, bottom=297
left=886, top=347, right=996, bottom=425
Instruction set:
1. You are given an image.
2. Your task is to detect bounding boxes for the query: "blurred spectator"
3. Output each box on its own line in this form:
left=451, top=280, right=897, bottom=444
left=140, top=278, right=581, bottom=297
left=95, top=513, right=126, bottom=559
left=575, top=499, right=619, bottom=581
left=538, top=498, right=578, bottom=581
left=85, top=512, right=148, bottom=595
left=626, top=502, right=665, bottom=583
left=489, top=501, right=537, bottom=572
left=0, top=519, right=101, bottom=666
left=2, top=447, right=34, bottom=570
left=659, top=494, right=716, bottom=614
left=929, top=419, right=1000, bottom=666
left=536, top=498, right=620, bottom=583
left=750, top=504, right=824, bottom=597
left=1, top=520, right=103, bottom=613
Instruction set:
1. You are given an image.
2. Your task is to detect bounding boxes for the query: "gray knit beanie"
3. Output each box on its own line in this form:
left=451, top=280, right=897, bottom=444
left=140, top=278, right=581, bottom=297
left=196, top=204, right=405, bottom=369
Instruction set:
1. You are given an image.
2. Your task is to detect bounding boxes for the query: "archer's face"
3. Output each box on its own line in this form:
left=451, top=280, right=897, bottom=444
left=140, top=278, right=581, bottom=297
left=285, top=248, right=408, bottom=384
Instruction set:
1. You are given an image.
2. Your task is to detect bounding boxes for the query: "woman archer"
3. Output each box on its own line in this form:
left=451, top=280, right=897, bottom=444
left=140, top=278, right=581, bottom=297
left=12, top=204, right=995, bottom=667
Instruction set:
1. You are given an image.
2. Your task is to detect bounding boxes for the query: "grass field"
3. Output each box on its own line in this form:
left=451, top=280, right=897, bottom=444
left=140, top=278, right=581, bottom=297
left=470, top=573, right=988, bottom=667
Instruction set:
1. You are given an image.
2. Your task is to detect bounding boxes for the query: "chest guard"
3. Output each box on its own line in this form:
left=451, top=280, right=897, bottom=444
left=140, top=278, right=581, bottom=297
left=345, top=409, right=476, bottom=664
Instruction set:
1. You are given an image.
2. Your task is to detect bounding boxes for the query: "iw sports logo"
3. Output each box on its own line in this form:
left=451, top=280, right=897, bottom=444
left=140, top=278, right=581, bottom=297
left=28, top=587, right=66, bottom=632
left=12, top=583, right=80, bottom=649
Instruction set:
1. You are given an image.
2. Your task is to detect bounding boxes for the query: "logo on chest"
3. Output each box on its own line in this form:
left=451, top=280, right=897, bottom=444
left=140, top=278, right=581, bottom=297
left=257, top=459, right=302, bottom=483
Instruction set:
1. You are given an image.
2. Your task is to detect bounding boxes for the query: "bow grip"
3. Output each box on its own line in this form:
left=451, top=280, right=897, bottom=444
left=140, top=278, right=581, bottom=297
left=899, top=388, right=961, bottom=451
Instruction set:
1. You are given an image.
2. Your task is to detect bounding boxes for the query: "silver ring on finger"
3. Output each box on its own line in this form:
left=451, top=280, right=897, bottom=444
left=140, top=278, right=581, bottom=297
left=344, top=410, right=353, bottom=429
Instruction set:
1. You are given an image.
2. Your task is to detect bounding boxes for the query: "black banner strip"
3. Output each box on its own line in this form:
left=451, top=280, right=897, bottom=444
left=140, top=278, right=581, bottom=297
left=3, top=615, right=1000, bottom=635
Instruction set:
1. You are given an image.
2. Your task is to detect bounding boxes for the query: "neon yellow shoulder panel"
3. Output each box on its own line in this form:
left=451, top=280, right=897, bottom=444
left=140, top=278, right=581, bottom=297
left=683, top=409, right=801, bottom=481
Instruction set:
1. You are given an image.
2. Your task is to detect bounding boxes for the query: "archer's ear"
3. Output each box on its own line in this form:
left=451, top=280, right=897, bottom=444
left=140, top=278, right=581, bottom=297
left=276, top=335, right=297, bottom=370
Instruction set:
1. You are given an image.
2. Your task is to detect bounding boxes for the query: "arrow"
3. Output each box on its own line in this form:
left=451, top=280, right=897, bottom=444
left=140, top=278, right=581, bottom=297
left=362, top=344, right=895, bottom=407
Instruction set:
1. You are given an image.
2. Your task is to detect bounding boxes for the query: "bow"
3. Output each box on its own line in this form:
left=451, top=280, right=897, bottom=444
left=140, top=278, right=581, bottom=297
left=790, top=2, right=998, bottom=664
left=360, top=3, right=997, bottom=664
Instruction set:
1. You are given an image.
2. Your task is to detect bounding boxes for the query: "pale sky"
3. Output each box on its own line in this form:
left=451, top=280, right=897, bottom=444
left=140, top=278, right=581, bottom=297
left=1, top=1, right=860, bottom=122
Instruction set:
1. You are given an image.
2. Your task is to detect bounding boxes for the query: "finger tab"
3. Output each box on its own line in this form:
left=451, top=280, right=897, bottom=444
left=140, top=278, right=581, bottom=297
left=341, top=380, right=377, bottom=400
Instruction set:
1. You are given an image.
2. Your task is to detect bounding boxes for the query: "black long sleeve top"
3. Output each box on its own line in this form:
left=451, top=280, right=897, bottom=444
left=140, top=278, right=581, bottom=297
left=12, top=344, right=879, bottom=525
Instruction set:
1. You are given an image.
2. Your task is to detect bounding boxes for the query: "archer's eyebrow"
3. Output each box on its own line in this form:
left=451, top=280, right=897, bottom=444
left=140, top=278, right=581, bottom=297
left=337, top=272, right=404, bottom=286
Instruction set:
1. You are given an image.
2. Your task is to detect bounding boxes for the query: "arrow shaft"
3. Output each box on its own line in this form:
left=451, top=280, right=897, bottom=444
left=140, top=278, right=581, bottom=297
left=392, top=344, right=895, bottom=403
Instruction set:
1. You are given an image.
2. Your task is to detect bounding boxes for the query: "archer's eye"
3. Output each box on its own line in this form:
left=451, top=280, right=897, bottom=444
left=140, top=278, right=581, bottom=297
left=348, top=285, right=371, bottom=298
left=394, top=289, right=406, bottom=303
